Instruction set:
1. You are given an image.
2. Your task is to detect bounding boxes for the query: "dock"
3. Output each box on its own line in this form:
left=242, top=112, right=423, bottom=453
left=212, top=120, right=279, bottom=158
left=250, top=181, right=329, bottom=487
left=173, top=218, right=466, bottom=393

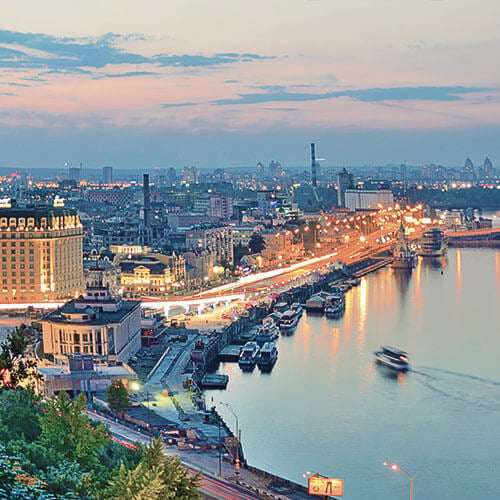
left=218, top=344, right=242, bottom=362
left=200, top=374, right=229, bottom=389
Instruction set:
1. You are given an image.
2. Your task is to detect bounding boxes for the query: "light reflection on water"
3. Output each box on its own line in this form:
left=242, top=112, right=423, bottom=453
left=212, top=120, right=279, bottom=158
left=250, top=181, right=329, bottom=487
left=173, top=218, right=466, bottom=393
left=206, top=248, right=500, bottom=500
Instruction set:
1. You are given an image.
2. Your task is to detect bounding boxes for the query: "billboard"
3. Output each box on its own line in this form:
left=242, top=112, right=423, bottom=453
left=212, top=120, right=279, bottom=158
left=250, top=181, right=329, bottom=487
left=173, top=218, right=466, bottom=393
left=308, top=476, right=344, bottom=497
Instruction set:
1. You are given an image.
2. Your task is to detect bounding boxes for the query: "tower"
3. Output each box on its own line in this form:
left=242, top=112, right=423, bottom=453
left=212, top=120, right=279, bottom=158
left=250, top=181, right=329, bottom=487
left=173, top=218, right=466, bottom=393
left=311, top=143, right=317, bottom=187
left=143, top=173, right=150, bottom=244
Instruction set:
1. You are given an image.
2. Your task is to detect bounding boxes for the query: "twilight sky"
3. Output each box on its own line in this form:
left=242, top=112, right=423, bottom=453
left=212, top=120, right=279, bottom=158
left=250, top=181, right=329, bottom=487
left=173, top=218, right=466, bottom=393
left=1, top=0, right=500, bottom=169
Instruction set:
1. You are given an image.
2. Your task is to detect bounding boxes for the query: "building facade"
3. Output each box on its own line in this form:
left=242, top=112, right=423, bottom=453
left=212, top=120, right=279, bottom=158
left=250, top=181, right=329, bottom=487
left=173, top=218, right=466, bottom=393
left=41, top=287, right=141, bottom=363
left=0, top=202, right=85, bottom=303
left=185, top=225, right=234, bottom=265
left=344, top=189, right=394, bottom=211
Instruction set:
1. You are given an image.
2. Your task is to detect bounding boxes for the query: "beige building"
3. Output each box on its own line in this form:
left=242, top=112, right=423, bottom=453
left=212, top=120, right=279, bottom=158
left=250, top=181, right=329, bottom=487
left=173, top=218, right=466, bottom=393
left=0, top=201, right=84, bottom=303
left=41, top=287, right=141, bottom=363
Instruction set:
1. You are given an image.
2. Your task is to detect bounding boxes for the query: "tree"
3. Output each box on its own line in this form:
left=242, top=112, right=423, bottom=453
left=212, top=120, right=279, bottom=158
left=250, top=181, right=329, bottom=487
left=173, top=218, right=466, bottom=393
left=39, top=392, right=109, bottom=470
left=249, top=234, right=265, bottom=254
left=233, top=244, right=251, bottom=263
left=0, top=388, right=42, bottom=442
left=0, top=326, right=40, bottom=388
left=106, top=379, right=130, bottom=413
left=104, top=437, right=201, bottom=500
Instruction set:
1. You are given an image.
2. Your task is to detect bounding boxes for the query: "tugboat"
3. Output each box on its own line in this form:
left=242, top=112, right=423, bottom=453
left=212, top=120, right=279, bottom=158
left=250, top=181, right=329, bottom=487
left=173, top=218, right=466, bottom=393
left=392, top=222, right=416, bottom=269
left=325, top=292, right=346, bottom=318
left=239, top=342, right=260, bottom=367
left=417, top=228, right=448, bottom=257
left=374, top=346, right=410, bottom=371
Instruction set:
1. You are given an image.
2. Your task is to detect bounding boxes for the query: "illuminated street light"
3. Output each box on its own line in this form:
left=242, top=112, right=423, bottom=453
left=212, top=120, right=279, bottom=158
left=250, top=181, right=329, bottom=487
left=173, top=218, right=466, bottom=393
left=383, top=461, right=414, bottom=500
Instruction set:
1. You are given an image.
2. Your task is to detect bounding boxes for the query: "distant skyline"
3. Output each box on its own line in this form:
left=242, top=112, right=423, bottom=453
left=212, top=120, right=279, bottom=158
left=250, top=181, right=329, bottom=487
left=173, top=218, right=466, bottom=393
left=1, top=1, right=500, bottom=168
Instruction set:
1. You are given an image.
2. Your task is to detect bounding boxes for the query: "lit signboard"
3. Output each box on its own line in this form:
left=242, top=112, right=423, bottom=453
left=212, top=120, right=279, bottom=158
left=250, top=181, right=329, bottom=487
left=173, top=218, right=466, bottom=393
left=308, top=476, right=344, bottom=497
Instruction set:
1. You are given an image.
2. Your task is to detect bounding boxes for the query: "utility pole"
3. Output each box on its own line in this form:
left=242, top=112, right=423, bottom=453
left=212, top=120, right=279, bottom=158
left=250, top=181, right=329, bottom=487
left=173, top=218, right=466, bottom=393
left=218, top=417, right=222, bottom=476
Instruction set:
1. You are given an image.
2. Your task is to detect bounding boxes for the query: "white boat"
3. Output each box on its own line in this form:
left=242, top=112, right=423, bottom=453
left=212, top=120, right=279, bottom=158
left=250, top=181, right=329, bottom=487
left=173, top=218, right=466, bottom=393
left=374, top=346, right=409, bottom=371
left=255, top=320, right=279, bottom=344
left=257, top=342, right=278, bottom=368
left=239, top=342, right=260, bottom=366
left=392, top=222, right=417, bottom=269
left=417, top=228, right=448, bottom=257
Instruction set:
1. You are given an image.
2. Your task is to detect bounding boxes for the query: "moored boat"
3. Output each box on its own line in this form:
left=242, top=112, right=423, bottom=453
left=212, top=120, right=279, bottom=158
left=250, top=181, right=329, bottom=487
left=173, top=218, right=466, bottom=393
left=257, top=342, right=278, bottom=368
left=239, top=341, right=260, bottom=366
left=279, top=309, right=300, bottom=332
left=417, top=228, right=448, bottom=257
left=374, top=346, right=409, bottom=371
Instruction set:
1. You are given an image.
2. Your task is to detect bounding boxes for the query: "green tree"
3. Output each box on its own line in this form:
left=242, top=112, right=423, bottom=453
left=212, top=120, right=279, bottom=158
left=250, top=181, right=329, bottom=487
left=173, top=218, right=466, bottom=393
left=39, top=392, right=109, bottom=470
left=0, top=388, right=42, bottom=442
left=105, top=437, right=201, bottom=500
left=234, top=244, right=251, bottom=263
left=0, top=326, right=40, bottom=388
left=106, top=379, right=130, bottom=413
left=249, top=234, right=265, bottom=254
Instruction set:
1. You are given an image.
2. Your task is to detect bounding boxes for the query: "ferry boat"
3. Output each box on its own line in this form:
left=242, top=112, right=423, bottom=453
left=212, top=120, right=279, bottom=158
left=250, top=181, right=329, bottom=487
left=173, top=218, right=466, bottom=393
left=239, top=342, right=260, bottom=366
left=279, top=309, right=301, bottom=332
left=374, top=346, right=409, bottom=371
left=255, top=319, right=279, bottom=344
left=417, top=228, right=448, bottom=257
left=257, top=342, right=278, bottom=368
left=289, top=303, right=303, bottom=318
left=392, top=222, right=417, bottom=269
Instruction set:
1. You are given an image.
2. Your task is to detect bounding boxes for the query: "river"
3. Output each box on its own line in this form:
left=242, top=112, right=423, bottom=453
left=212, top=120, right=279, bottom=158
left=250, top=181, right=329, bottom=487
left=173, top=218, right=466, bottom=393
left=206, top=248, right=500, bottom=499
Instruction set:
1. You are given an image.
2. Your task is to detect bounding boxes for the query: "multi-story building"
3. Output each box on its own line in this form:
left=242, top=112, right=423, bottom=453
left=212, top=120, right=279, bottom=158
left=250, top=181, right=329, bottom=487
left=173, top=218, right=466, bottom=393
left=184, top=248, right=214, bottom=284
left=344, top=189, right=394, bottom=211
left=231, top=226, right=256, bottom=248
left=185, top=225, right=233, bottom=265
left=93, top=218, right=142, bottom=247
left=119, top=260, right=171, bottom=297
left=336, top=168, right=355, bottom=207
left=41, top=286, right=141, bottom=363
left=86, top=188, right=132, bottom=206
left=193, top=194, right=233, bottom=219
left=0, top=201, right=85, bottom=303
left=181, top=166, right=200, bottom=184
left=102, top=166, right=113, bottom=184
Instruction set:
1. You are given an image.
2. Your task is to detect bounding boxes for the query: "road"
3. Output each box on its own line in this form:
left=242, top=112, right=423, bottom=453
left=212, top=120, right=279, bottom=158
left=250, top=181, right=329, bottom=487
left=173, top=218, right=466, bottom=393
left=87, top=410, right=274, bottom=500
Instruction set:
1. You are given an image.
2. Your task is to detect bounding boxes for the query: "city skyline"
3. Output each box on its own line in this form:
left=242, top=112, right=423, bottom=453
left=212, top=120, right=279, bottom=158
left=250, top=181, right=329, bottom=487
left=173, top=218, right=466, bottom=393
left=1, top=0, right=500, bottom=167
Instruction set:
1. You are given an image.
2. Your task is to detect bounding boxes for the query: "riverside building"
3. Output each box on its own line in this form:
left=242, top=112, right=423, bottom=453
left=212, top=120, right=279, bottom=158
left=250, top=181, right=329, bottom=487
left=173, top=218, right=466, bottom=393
left=41, top=285, right=141, bottom=363
left=0, top=200, right=85, bottom=303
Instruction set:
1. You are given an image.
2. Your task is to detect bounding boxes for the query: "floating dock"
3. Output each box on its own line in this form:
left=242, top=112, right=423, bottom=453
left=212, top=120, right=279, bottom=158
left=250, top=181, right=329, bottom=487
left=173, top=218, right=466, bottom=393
left=218, top=345, right=242, bottom=362
left=200, top=374, right=229, bottom=389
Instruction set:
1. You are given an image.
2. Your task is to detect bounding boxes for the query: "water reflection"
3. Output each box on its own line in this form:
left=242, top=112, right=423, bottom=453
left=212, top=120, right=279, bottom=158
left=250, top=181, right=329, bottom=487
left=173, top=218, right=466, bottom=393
left=456, top=249, right=462, bottom=300
left=496, top=252, right=499, bottom=287
left=392, top=269, right=413, bottom=301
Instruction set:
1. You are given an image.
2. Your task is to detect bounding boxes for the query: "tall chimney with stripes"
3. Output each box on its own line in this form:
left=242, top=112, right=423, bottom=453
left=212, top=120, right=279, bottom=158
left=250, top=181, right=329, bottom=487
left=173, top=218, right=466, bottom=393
left=311, top=142, right=317, bottom=186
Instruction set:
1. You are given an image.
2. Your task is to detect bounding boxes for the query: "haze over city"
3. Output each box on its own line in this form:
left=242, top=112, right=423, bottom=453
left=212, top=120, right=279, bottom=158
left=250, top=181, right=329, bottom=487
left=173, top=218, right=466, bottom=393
left=1, top=0, right=500, bottom=167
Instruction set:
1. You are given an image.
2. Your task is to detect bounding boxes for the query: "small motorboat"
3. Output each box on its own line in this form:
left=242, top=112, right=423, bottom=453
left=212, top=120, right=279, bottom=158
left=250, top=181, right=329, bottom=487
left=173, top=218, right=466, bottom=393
left=374, top=346, right=409, bottom=371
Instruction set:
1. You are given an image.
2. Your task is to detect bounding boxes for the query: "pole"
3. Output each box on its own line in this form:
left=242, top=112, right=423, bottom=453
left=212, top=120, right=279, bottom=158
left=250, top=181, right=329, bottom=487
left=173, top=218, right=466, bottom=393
left=146, top=391, right=152, bottom=444
left=218, top=418, right=222, bottom=476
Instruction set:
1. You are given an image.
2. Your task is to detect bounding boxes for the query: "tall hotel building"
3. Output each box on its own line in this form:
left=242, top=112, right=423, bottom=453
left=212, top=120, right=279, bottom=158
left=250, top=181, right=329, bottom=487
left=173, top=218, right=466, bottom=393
left=0, top=201, right=85, bottom=303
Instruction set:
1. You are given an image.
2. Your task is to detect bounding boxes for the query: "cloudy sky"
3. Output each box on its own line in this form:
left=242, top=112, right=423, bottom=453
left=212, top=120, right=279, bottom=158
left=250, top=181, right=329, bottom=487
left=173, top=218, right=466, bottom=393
left=1, top=0, right=500, bottom=168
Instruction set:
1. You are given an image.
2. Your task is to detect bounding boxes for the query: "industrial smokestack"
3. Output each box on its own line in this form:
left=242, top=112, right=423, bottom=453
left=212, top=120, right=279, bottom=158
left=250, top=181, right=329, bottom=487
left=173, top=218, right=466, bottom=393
left=143, top=173, right=151, bottom=240
left=311, top=143, right=317, bottom=187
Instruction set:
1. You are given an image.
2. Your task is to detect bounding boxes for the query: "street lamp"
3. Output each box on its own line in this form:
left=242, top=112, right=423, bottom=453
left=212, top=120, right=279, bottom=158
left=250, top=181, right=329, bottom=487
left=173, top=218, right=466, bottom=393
left=383, top=461, right=413, bottom=500
left=219, top=402, right=240, bottom=476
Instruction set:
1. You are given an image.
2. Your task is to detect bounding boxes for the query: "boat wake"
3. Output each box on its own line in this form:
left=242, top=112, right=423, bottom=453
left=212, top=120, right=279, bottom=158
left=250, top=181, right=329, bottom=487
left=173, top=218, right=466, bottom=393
left=410, top=366, right=500, bottom=411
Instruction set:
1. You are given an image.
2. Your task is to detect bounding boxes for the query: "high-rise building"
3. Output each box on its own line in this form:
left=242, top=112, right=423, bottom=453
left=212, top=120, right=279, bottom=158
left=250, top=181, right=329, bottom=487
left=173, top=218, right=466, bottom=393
left=483, top=156, right=493, bottom=179
left=0, top=200, right=85, bottom=303
left=336, top=168, right=355, bottom=207
left=181, top=166, right=200, bottom=184
left=268, top=161, right=283, bottom=178
left=462, top=157, right=475, bottom=181
left=102, top=166, right=113, bottom=184
left=256, top=162, right=265, bottom=177
left=68, top=166, right=80, bottom=182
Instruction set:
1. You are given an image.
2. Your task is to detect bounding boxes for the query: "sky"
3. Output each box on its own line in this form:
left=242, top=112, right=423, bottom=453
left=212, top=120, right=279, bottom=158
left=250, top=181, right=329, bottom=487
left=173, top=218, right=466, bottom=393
left=1, top=0, right=500, bottom=169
